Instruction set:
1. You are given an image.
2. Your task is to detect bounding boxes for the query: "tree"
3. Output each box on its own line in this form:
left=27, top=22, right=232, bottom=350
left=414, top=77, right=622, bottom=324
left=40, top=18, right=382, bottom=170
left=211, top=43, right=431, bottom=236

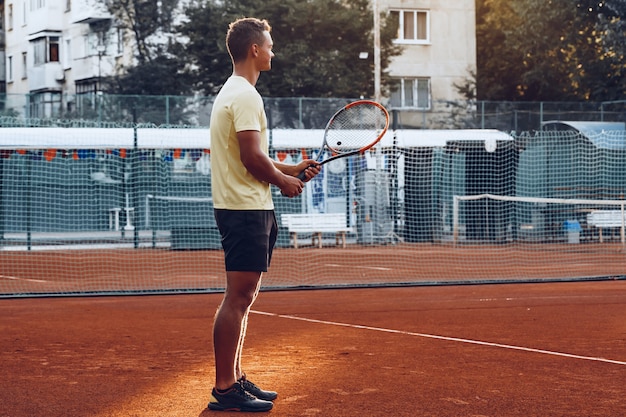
left=177, top=0, right=401, bottom=98
left=475, top=0, right=626, bottom=101
left=474, top=0, right=522, bottom=100
left=102, top=0, right=192, bottom=95
left=101, top=0, right=193, bottom=122
left=105, top=0, right=180, bottom=64
left=573, top=0, right=626, bottom=101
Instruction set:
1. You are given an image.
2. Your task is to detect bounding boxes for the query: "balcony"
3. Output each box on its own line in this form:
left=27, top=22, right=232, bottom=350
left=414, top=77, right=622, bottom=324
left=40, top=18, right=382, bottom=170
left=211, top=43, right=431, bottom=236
left=28, top=3, right=64, bottom=35
left=71, top=0, right=113, bottom=24
left=28, top=62, right=65, bottom=92
left=72, top=53, right=115, bottom=82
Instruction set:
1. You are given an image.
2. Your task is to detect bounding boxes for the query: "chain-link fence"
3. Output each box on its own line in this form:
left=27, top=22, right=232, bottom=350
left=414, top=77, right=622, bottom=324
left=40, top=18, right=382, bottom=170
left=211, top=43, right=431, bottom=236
left=1, top=93, right=624, bottom=131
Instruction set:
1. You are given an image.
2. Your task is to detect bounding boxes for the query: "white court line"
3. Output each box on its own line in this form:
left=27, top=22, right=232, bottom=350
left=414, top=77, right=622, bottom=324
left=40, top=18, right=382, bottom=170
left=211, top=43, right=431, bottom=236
left=0, top=274, right=48, bottom=283
left=325, top=264, right=392, bottom=271
left=251, top=310, right=626, bottom=366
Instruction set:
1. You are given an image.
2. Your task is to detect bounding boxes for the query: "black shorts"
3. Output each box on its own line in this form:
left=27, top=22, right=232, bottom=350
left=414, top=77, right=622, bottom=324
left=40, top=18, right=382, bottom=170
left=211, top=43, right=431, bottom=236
left=214, top=209, right=278, bottom=272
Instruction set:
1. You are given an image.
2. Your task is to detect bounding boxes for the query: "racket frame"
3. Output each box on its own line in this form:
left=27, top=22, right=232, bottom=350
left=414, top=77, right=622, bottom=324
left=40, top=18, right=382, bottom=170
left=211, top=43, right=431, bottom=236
left=316, top=99, right=390, bottom=166
left=295, top=100, right=390, bottom=181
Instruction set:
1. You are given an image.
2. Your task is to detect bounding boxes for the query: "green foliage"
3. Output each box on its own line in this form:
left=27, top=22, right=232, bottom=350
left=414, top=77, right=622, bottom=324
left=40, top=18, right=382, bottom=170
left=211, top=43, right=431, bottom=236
left=101, top=0, right=194, bottom=123
left=475, top=0, right=626, bottom=101
left=104, top=56, right=191, bottom=96
left=105, top=0, right=180, bottom=63
left=177, top=0, right=401, bottom=98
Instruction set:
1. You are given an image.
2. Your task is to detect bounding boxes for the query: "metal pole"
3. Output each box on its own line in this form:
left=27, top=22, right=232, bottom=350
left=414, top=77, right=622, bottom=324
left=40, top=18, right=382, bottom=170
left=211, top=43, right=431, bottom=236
left=373, top=0, right=381, bottom=103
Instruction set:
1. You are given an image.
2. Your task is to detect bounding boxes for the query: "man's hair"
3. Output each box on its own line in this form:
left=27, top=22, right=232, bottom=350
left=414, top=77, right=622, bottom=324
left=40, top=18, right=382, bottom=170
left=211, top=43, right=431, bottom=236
left=226, top=17, right=272, bottom=63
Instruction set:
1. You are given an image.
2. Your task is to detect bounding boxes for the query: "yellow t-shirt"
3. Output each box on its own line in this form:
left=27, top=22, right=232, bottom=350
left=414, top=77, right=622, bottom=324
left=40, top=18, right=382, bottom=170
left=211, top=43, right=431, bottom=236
left=210, top=76, right=274, bottom=210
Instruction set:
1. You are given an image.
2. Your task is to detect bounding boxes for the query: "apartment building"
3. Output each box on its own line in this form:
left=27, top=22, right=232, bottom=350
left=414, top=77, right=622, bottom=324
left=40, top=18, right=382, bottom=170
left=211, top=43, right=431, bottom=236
left=1, top=0, right=476, bottom=124
left=1, top=0, right=128, bottom=118
left=383, top=0, right=476, bottom=126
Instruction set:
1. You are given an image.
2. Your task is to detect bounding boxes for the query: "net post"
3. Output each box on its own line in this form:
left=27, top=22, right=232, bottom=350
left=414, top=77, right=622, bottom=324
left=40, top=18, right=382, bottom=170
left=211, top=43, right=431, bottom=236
left=620, top=203, right=626, bottom=251
left=452, top=195, right=459, bottom=246
left=145, top=194, right=157, bottom=248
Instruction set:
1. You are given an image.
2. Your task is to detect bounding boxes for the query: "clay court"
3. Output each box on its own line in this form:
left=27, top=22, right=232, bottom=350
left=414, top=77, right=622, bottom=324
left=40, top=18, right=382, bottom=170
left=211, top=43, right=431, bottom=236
left=1, top=281, right=625, bottom=416
left=1, top=242, right=625, bottom=295
left=1, top=243, right=625, bottom=416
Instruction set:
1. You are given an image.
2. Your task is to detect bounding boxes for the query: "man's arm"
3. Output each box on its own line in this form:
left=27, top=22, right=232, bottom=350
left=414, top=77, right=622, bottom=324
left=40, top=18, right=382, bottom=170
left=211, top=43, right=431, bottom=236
left=237, top=130, right=304, bottom=197
left=273, top=160, right=320, bottom=182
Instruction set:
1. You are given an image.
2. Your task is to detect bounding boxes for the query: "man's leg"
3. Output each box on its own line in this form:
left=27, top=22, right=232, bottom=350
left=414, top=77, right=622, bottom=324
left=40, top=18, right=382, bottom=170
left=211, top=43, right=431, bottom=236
left=213, top=270, right=262, bottom=390
left=234, top=278, right=262, bottom=380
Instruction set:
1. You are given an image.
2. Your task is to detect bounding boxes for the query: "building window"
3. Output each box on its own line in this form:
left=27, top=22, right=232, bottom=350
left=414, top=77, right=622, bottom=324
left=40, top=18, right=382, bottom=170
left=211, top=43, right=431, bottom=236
left=30, top=91, right=62, bottom=118
left=50, top=37, right=59, bottom=61
left=63, top=39, right=72, bottom=69
left=390, top=10, right=429, bottom=44
left=21, top=52, right=27, bottom=79
left=32, top=36, right=60, bottom=65
left=75, top=80, right=99, bottom=112
left=389, top=77, right=431, bottom=110
left=116, top=27, right=124, bottom=55
left=30, top=0, right=45, bottom=11
left=8, top=4, right=13, bottom=30
left=83, top=32, right=99, bottom=57
left=7, top=56, right=13, bottom=82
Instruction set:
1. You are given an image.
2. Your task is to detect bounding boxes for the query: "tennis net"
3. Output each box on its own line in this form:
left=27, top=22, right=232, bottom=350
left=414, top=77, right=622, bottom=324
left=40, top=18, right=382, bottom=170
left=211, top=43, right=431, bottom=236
left=1, top=126, right=625, bottom=297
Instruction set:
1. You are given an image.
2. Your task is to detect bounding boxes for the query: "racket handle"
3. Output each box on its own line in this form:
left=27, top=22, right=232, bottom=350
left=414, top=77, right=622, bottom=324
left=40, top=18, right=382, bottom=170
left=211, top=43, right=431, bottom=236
left=281, top=165, right=317, bottom=196
left=296, top=170, right=308, bottom=181
left=297, top=163, right=320, bottom=181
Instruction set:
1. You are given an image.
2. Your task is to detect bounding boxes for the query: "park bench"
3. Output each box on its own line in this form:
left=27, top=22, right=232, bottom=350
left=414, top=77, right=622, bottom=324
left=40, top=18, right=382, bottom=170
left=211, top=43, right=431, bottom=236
left=281, top=213, right=352, bottom=248
left=586, top=210, right=625, bottom=243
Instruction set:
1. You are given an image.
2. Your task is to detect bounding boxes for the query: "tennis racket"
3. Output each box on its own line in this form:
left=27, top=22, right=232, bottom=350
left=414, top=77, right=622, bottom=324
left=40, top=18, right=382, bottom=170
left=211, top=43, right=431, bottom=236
left=296, top=100, right=390, bottom=180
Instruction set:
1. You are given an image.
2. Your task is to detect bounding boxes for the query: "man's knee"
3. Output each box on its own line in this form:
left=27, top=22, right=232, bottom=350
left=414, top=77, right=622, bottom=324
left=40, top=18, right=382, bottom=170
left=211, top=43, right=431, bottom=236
left=224, top=271, right=262, bottom=310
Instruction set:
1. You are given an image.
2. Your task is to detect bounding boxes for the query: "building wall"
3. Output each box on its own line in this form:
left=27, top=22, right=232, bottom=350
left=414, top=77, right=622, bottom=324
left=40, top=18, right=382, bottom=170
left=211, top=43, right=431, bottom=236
left=381, top=0, right=477, bottom=127
left=2, top=0, right=476, bottom=122
left=3, top=0, right=120, bottom=96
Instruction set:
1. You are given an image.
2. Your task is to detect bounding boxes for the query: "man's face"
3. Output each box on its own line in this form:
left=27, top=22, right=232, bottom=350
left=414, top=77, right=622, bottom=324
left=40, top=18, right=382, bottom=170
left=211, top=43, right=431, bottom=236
left=255, top=31, right=274, bottom=71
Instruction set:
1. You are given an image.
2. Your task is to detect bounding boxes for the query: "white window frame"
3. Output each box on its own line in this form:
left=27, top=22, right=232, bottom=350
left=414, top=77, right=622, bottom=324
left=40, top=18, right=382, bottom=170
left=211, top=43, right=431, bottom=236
left=7, top=4, right=13, bottom=30
left=63, top=38, right=72, bottom=69
left=30, top=0, right=45, bottom=11
left=390, top=77, right=431, bottom=110
left=391, top=9, right=430, bottom=44
left=33, top=37, right=46, bottom=65
left=83, top=32, right=99, bottom=57
left=7, top=55, right=13, bottom=82
left=22, top=0, right=27, bottom=26
left=115, top=27, right=124, bottom=56
left=31, top=35, right=60, bottom=66
left=21, top=52, right=27, bottom=79
left=30, top=91, right=62, bottom=118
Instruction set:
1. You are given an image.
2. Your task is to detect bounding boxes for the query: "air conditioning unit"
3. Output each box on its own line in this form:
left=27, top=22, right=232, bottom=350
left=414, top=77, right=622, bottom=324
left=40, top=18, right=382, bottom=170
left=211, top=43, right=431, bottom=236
left=55, top=68, right=65, bottom=82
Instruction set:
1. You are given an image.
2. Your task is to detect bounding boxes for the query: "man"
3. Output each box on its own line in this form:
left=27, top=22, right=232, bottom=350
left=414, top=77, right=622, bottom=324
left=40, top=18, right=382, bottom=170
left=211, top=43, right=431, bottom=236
left=208, top=17, right=320, bottom=412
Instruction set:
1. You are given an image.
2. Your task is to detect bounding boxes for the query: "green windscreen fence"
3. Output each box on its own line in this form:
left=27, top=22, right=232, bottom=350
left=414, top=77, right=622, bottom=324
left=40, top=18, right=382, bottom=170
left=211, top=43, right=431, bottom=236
left=1, top=124, right=625, bottom=297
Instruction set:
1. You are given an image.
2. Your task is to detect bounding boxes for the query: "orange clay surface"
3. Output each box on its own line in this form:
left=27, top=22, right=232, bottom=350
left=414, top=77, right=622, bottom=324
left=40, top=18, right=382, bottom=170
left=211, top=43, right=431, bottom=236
left=1, top=280, right=625, bottom=417
left=1, top=243, right=625, bottom=295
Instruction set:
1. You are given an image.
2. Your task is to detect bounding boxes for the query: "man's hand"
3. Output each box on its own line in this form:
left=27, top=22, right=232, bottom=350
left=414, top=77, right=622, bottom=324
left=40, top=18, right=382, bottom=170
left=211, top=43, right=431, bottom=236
left=279, top=175, right=304, bottom=198
left=296, top=159, right=321, bottom=182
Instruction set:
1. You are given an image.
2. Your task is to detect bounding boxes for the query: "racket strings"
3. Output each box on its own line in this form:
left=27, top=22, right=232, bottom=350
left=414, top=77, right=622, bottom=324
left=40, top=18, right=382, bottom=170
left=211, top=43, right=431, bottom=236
left=325, top=105, right=388, bottom=153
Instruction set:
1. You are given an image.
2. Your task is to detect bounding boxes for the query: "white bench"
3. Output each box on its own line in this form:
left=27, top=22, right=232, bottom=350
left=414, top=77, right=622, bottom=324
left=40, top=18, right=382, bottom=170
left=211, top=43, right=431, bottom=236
left=587, top=210, right=625, bottom=243
left=281, top=213, right=352, bottom=248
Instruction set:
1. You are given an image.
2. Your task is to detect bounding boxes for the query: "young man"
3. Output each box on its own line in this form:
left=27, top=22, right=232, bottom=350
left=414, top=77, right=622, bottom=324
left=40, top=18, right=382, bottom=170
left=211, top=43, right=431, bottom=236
left=208, top=17, right=320, bottom=412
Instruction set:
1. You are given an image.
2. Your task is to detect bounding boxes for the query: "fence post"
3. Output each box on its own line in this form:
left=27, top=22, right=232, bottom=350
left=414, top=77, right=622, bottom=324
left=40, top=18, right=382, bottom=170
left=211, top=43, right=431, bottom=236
left=481, top=101, right=485, bottom=129
left=25, top=151, right=33, bottom=251
left=0, top=158, right=4, bottom=248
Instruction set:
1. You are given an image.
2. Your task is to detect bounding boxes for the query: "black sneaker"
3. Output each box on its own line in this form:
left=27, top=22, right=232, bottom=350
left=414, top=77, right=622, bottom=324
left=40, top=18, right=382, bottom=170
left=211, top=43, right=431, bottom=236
left=239, top=375, right=278, bottom=401
left=208, top=381, right=273, bottom=412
